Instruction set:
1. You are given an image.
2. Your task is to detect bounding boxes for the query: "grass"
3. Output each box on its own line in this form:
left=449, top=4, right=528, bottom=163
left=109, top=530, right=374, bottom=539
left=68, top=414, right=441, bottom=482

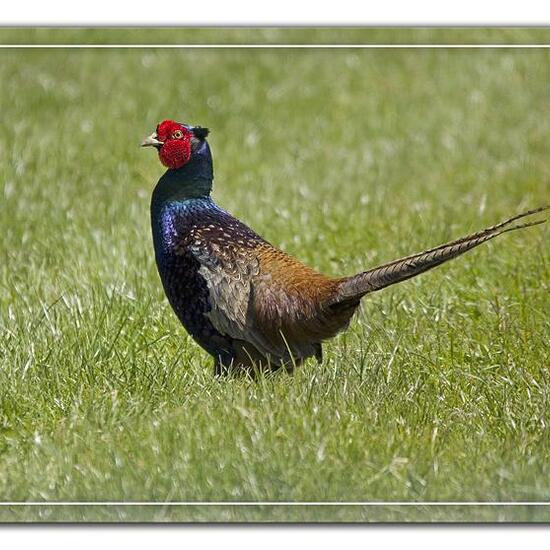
left=0, top=29, right=549, bottom=522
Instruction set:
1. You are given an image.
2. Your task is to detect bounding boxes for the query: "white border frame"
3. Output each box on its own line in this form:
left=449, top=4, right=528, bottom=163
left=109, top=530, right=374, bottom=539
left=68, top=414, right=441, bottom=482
left=1, top=44, right=550, bottom=48
left=0, top=37, right=548, bottom=512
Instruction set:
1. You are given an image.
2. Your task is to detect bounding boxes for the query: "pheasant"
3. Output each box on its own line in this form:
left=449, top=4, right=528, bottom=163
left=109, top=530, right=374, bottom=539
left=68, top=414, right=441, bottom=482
left=142, top=119, right=548, bottom=376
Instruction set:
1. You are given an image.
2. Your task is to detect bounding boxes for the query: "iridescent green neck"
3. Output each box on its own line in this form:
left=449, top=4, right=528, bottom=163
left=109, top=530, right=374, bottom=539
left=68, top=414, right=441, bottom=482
left=151, top=139, right=214, bottom=207
left=152, top=170, right=212, bottom=205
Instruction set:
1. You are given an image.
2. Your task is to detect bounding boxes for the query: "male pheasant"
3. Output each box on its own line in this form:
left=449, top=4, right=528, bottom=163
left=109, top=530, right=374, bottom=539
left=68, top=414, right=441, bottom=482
left=142, top=119, right=547, bottom=375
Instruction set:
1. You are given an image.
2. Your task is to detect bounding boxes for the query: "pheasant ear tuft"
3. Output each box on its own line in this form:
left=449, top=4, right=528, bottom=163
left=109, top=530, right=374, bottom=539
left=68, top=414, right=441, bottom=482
left=193, top=126, right=210, bottom=140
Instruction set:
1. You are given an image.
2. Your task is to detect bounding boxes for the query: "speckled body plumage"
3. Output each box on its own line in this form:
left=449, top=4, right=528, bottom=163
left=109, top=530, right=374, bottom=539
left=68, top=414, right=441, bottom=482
left=146, top=120, right=547, bottom=375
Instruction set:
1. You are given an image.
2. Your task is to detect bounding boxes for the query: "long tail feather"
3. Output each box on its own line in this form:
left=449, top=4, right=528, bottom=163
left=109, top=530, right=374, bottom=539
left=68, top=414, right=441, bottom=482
left=332, top=205, right=548, bottom=306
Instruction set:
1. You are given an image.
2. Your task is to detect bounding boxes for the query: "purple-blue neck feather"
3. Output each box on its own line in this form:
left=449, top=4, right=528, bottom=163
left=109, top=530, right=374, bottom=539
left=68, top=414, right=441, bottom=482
left=151, top=139, right=216, bottom=265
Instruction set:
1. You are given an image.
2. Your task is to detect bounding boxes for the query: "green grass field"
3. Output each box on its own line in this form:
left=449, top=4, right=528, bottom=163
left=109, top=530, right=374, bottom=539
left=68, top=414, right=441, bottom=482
left=0, top=29, right=549, bottom=522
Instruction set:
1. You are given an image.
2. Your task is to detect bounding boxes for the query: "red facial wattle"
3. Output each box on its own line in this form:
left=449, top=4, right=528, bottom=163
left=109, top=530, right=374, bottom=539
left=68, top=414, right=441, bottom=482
left=156, top=120, right=193, bottom=170
left=159, top=138, right=192, bottom=169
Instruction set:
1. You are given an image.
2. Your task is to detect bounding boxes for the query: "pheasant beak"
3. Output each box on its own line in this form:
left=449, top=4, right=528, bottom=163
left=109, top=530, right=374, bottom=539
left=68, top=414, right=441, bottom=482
left=141, top=133, right=164, bottom=148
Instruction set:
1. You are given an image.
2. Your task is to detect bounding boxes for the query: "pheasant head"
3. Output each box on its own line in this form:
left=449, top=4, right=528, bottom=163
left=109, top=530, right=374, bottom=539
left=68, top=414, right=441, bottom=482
left=141, top=119, right=210, bottom=170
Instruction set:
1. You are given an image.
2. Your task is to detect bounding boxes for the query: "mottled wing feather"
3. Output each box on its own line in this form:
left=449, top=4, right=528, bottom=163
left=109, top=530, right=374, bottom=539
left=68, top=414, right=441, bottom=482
left=191, top=243, right=249, bottom=332
left=189, top=240, right=285, bottom=360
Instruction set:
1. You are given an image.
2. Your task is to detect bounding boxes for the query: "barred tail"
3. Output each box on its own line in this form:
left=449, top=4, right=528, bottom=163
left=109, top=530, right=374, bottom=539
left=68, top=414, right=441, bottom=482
left=331, top=205, right=548, bottom=306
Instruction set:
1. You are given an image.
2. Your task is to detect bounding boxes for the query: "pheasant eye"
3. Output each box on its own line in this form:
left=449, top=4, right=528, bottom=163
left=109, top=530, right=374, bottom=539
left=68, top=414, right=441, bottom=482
left=172, top=130, right=184, bottom=139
